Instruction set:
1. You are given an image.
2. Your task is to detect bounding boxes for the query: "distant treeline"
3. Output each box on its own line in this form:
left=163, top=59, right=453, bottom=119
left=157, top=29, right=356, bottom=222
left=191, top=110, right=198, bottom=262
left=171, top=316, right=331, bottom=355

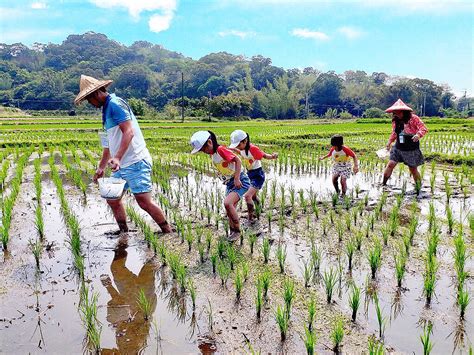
left=0, top=32, right=472, bottom=119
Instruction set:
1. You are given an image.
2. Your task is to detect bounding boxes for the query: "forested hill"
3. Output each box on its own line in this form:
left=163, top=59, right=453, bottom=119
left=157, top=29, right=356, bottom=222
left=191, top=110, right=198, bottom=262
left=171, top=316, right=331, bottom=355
left=0, top=32, right=469, bottom=118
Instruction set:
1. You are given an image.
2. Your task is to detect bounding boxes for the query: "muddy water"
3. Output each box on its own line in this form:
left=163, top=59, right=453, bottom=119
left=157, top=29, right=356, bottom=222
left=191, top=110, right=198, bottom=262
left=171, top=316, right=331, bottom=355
left=172, top=163, right=472, bottom=353
left=0, top=175, right=200, bottom=353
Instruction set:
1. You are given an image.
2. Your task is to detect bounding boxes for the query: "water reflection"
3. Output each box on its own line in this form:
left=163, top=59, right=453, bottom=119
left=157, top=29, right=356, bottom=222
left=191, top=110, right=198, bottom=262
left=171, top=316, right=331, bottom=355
left=101, top=245, right=157, bottom=354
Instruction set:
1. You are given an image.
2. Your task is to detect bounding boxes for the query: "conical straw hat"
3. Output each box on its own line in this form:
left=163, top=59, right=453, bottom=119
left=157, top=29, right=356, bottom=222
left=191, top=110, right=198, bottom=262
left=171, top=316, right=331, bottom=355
left=385, top=99, right=413, bottom=113
left=74, top=75, right=113, bottom=105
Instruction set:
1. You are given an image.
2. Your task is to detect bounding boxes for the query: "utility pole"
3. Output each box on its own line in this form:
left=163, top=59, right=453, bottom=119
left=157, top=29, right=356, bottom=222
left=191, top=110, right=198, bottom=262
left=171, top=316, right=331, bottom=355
left=423, top=92, right=426, bottom=117
left=305, top=92, right=309, bottom=119
left=208, top=91, right=212, bottom=121
left=181, top=71, right=184, bottom=123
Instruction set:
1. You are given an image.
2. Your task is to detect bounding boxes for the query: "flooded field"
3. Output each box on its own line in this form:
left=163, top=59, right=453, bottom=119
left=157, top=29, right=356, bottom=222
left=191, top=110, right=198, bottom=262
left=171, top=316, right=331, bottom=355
left=0, top=119, right=473, bottom=354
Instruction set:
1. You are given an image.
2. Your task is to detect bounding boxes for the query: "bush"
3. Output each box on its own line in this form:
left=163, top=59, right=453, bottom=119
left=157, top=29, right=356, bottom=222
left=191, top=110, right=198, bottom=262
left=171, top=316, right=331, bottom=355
left=363, top=107, right=389, bottom=119
left=128, top=98, right=148, bottom=117
left=338, top=110, right=353, bottom=119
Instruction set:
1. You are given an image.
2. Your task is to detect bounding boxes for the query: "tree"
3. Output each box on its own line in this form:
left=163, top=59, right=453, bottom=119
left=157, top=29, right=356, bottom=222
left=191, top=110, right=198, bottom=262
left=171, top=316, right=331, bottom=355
left=309, top=71, right=343, bottom=116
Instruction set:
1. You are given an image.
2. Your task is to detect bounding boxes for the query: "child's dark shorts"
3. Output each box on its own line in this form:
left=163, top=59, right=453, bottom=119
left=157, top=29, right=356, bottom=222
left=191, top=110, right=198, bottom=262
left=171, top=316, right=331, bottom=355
left=247, top=167, right=265, bottom=190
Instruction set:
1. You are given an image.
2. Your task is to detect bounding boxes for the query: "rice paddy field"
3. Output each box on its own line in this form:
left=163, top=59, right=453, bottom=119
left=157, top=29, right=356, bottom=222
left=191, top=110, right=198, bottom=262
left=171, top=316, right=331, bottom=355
left=0, top=117, right=473, bottom=354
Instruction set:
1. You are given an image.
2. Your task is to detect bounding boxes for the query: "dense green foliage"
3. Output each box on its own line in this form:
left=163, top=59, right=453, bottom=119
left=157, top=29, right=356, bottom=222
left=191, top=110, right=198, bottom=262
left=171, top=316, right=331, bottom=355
left=0, top=32, right=472, bottom=118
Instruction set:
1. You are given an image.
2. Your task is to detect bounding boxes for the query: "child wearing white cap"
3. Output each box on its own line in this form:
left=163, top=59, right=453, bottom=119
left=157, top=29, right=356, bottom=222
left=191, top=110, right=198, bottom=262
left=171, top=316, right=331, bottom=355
left=190, top=130, right=250, bottom=242
left=229, top=130, right=278, bottom=222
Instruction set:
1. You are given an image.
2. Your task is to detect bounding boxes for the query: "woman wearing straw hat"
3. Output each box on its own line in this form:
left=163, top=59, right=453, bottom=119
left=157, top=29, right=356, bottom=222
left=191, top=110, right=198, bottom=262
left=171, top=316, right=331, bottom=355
left=382, top=99, right=428, bottom=189
left=74, top=75, right=173, bottom=234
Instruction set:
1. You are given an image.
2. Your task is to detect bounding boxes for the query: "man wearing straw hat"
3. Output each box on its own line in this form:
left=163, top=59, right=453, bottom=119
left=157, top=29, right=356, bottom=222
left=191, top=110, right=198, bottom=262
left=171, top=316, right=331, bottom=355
left=74, top=75, right=173, bottom=234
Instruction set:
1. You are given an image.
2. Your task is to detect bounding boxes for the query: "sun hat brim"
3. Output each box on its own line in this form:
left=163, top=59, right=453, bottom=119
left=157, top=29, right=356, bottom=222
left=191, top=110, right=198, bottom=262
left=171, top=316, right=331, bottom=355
left=191, top=146, right=202, bottom=154
left=74, top=80, right=113, bottom=105
left=228, top=142, right=239, bottom=149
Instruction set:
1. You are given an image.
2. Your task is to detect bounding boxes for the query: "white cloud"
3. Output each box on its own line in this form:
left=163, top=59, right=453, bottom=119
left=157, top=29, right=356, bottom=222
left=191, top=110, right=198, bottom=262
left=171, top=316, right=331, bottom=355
left=31, top=2, right=47, bottom=9
left=89, top=0, right=177, bottom=32
left=338, top=26, right=364, bottom=39
left=218, top=30, right=256, bottom=39
left=218, top=0, right=471, bottom=14
left=291, top=28, right=330, bottom=41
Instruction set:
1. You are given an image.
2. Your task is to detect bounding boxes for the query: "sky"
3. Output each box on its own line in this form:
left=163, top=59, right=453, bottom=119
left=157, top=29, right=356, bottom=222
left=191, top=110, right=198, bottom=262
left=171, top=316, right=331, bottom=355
left=0, top=0, right=472, bottom=96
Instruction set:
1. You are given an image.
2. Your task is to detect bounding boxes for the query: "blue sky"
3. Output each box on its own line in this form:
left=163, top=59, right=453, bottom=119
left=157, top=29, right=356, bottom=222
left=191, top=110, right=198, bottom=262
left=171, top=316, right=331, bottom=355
left=1, top=0, right=472, bottom=96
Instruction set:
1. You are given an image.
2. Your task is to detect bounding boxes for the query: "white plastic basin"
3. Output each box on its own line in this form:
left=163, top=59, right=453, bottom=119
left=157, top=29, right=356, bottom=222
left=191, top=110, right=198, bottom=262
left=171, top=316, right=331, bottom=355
left=98, top=177, right=126, bottom=200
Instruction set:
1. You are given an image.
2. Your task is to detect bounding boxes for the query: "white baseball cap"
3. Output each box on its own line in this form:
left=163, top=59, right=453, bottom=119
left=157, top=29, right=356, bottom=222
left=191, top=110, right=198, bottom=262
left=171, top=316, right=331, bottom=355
left=190, top=131, right=211, bottom=154
left=229, top=130, right=247, bottom=148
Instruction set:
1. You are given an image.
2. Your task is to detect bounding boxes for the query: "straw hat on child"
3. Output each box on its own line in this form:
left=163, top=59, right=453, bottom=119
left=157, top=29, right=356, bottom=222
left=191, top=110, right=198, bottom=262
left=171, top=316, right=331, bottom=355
left=74, top=75, right=113, bottom=105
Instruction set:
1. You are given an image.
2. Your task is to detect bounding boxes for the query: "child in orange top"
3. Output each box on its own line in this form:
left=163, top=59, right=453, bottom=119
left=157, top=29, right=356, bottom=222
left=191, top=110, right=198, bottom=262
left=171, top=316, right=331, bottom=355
left=229, top=130, right=278, bottom=222
left=320, top=135, right=359, bottom=196
left=190, top=130, right=250, bottom=242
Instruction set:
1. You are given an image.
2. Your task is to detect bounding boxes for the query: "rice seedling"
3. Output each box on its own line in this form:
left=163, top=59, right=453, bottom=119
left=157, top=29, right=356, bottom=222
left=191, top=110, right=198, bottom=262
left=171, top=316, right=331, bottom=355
left=188, top=279, right=196, bottom=310
left=177, top=264, right=187, bottom=293
left=255, top=278, right=263, bottom=320
left=210, top=252, right=218, bottom=274
left=303, top=328, right=316, bottom=355
left=429, top=170, right=436, bottom=194
left=331, top=318, right=344, bottom=353
left=307, top=296, right=316, bottom=331
left=310, top=243, right=322, bottom=274
left=262, top=238, right=270, bottom=264
left=389, top=211, right=399, bottom=237
left=302, top=260, right=313, bottom=288
left=276, top=244, right=287, bottom=273
left=381, top=224, right=390, bottom=246
left=373, top=293, right=386, bottom=339
left=354, top=230, right=363, bottom=251
left=337, top=219, right=345, bottom=242
left=457, top=287, right=470, bottom=319
left=234, top=268, right=243, bottom=301
left=345, top=238, right=355, bottom=270
left=185, top=229, right=194, bottom=252
left=322, top=217, right=329, bottom=236
left=423, top=255, right=438, bottom=306
left=79, top=286, right=101, bottom=352
left=322, top=267, right=338, bottom=304
left=205, top=230, right=212, bottom=252
left=367, top=238, right=382, bottom=279
left=198, top=242, right=206, bottom=263
left=137, top=288, right=153, bottom=320
left=283, top=278, right=295, bottom=319
left=332, top=193, right=339, bottom=208
left=275, top=305, right=289, bottom=341
left=267, top=210, right=273, bottom=233
left=420, top=322, right=434, bottom=355
left=348, top=284, right=361, bottom=322
left=446, top=204, right=454, bottom=234
left=394, top=248, right=407, bottom=288
left=367, top=335, right=385, bottom=355
left=156, top=241, right=167, bottom=266
left=217, top=238, right=226, bottom=259
left=428, top=202, right=437, bottom=232
left=279, top=214, right=285, bottom=234
left=226, top=243, right=237, bottom=270
left=26, top=237, right=42, bottom=271
left=453, top=231, right=466, bottom=290
left=217, top=260, right=231, bottom=287
left=260, top=269, right=271, bottom=299
left=329, top=209, right=336, bottom=224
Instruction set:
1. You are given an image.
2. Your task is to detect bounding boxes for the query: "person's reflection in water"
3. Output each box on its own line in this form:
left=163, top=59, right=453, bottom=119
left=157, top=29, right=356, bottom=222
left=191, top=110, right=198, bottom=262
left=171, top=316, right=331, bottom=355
left=101, top=244, right=157, bottom=354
